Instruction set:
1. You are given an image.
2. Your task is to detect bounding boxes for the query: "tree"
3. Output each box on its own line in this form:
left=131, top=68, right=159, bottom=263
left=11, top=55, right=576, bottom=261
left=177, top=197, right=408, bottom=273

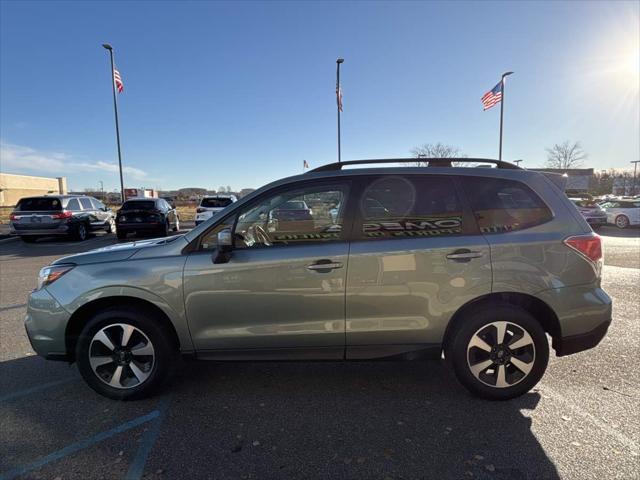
left=410, top=142, right=466, bottom=166
left=411, top=142, right=463, bottom=159
left=545, top=141, right=587, bottom=169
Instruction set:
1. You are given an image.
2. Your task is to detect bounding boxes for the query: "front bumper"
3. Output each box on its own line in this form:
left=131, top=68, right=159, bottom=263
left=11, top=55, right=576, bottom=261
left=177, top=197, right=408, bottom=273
left=25, top=287, right=71, bottom=359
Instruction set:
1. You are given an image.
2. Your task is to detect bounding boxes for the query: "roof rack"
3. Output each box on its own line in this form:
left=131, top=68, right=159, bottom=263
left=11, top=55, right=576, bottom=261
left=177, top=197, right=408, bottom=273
left=309, top=157, right=521, bottom=172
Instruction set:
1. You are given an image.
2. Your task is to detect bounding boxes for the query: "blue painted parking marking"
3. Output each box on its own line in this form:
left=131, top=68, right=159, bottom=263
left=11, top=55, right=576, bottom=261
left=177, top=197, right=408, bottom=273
left=0, top=409, right=160, bottom=480
left=0, top=378, right=75, bottom=403
left=125, top=396, right=171, bottom=480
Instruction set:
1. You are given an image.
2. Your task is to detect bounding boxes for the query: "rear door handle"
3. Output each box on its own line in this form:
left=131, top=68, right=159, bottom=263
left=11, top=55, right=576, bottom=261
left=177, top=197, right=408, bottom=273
left=307, top=260, right=343, bottom=272
left=446, top=250, right=484, bottom=261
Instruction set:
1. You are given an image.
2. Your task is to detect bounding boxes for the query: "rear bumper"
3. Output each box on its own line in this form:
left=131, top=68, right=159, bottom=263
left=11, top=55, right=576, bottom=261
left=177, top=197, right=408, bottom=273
left=553, top=320, right=611, bottom=356
left=117, top=223, right=162, bottom=232
left=536, top=285, right=612, bottom=356
left=10, top=224, right=71, bottom=236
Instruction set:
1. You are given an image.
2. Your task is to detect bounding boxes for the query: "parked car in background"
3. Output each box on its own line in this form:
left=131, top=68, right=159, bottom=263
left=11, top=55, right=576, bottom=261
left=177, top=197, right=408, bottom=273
left=601, top=200, right=640, bottom=229
left=195, top=195, right=237, bottom=225
left=26, top=158, right=611, bottom=401
left=568, top=198, right=607, bottom=229
left=116, top=197, right=179, bottom=239
left=10, top=195, right=114, bottom=242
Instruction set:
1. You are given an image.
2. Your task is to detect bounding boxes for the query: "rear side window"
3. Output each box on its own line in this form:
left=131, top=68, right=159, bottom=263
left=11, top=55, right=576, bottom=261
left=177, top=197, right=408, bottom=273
left=66, top=198, right=81, bottom=211
left=201, top=197, right=233, bottom=208
left=79, top=198, right=93, bottom=210
left=15, top=197, right=62, bottom=211
left=356, top=175, right=464, bottom=240
left=461, top=177, right=552, bottom=233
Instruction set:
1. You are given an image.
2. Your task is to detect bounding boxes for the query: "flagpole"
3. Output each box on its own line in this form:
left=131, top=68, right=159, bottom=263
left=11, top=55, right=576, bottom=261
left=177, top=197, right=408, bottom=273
left=336, top=58, right=344, bottom=163
left=498, top=71, right=513, bottom=162
left=102, top=43, right=125, bottom=203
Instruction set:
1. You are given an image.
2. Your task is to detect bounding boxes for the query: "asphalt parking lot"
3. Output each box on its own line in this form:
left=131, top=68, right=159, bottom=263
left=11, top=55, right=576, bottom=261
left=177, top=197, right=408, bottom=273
left=0, top=226, right=638, bottom=480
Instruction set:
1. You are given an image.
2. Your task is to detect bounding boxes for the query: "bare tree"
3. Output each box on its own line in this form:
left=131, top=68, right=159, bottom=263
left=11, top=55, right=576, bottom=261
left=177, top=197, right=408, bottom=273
left=545, top=141, right=587, bottom=169
left=410, top=142, right=466, bottom=166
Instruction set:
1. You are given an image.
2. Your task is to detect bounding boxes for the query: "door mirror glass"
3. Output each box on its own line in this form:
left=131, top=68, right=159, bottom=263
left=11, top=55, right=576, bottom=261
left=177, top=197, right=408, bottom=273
left=217, top=228, right=232, bottom=247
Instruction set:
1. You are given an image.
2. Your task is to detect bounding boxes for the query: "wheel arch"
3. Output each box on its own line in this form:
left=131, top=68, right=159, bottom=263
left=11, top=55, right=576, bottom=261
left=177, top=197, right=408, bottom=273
left=443, top=292, right=561, bottom=353
left=65, top=296, right=181, bottom=362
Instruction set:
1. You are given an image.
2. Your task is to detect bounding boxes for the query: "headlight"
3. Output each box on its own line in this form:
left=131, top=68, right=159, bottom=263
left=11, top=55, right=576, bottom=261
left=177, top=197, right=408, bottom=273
left=119, top=216, right=127, bottom=222
left=37, top=265, right=74, bottom=290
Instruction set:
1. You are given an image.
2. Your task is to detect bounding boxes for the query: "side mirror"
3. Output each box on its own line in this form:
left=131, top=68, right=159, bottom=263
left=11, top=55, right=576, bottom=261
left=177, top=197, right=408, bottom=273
left=213, top=228, right=233, bottom=264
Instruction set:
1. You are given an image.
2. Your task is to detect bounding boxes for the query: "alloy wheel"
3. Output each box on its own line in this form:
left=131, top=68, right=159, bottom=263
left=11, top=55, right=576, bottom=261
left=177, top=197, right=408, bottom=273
left=466, top=321, right=536, bottom=388
left=78, top=224, right=87, bottom=240
left=89, top=323, right=155, bottom=389
left=615, top=215, right=629, bottom=229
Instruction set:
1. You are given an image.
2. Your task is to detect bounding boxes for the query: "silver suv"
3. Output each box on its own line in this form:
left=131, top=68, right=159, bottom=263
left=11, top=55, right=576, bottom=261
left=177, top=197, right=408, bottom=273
left=25, top=159, right=612, bottom=400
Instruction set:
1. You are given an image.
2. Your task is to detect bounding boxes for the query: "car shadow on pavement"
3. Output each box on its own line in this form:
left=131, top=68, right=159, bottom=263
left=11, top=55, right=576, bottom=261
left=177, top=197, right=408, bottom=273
left=596, top=226, right=640, bottom=238
left=0, top=356, right=561, bottom=480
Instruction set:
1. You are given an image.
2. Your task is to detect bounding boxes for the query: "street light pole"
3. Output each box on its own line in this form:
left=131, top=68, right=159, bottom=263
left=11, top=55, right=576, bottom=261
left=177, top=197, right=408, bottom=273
left=498, top=71, right=514, bottom=162
left=632, top=160, right=640, bottom=195
left=102, top=43, right=125, bottom=203
left=336, top=58, right=344, bottom=163
left=99, top=180, right=104, bottom=201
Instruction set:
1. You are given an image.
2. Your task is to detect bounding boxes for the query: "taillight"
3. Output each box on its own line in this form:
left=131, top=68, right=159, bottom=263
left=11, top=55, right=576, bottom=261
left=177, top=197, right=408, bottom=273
left=52, top=211, right=73, bottom=220
left=9, top=213, right=18, bottom=221
left=564, top=233, right=602, bottom=263
left=196, top=207, right=206, bottom=213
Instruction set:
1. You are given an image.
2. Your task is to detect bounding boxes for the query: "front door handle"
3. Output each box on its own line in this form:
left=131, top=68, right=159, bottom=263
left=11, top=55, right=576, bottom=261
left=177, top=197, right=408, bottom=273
left=307, top=260, right=343, bottom=272
left=446, top=250, right=484, bottom=261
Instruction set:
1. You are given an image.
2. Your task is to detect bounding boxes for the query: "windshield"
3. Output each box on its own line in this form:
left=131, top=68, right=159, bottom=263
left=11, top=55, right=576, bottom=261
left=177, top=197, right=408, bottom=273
left=15, top=197, right=63, bottom=211
left=121, top=200, right=156, bottom=210
left=201, top=197, right=233, bottom=208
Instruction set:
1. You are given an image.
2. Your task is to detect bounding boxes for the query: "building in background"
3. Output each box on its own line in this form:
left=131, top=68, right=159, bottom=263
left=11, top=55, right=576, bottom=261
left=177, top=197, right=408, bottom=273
left=0, top=173, right=67, bottom=207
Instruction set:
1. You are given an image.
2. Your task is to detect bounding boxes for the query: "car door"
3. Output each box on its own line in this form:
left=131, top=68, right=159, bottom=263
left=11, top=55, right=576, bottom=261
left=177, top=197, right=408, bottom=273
left=183, top=180, right=352, bottom=358
left=79, top=197, right=99, bottom=230
left=90, top=198, right=110, bottom=226
left=345, top=174, right=492, bottom=358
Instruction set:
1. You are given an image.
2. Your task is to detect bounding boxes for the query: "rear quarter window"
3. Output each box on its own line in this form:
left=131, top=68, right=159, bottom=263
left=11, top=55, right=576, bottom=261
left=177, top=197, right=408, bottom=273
left=461, top=177, right=553, bottom=233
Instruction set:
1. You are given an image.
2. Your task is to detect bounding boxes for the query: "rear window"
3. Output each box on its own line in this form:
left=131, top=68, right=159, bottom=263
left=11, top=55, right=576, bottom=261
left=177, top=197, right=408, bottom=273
left=571, top=199, right=598, bottom=208
left=15, top=197, right=62, bottom=211
left=461, top=177, right=553, bottom=233
left=280, top=201, right=307, bottom=210
left=121, top=200, right=156, bottom=210
left=200, top=197, right=233, bottom=208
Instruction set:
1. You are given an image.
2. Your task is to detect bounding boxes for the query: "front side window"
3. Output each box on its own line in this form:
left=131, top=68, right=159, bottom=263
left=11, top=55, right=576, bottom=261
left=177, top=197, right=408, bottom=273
left=91, top=198, right=105, bottom=210
left=461, top=177, right=552, bottom=233
left=233, top=183, right=348, bottom=248
left=356, top=175, right=464, bottom=240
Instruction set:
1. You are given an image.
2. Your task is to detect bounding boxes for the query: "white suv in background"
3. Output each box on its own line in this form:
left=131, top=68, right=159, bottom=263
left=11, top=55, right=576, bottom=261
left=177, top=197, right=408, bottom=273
left=195, top=195, right=238, bottom=225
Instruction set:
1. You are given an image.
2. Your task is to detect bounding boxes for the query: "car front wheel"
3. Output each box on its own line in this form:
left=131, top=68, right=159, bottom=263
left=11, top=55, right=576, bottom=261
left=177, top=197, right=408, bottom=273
left=447, top=305, right=549, bottom=400
left=75, top=306, right=176, bottom=400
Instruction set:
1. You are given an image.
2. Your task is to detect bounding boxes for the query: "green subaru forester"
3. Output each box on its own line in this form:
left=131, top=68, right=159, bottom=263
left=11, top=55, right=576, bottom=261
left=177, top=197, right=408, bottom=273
left=25, top=159, right=612, bottom=400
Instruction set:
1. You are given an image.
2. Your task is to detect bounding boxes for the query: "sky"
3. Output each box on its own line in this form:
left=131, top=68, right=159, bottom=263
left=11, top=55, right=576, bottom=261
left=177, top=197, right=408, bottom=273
left=1, top=0, right=639, bottom=192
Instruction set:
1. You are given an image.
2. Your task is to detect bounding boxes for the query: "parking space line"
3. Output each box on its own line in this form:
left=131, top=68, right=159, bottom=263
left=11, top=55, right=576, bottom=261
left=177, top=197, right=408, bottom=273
left=0, top=303, right=27, bottom=312
left=124, top=396, right=171, bottom=480
left=0, top=378, right=75, bottom=403
left=0, top=409, right=161, bottom=480
left=540, top=383, right=639, bottom=456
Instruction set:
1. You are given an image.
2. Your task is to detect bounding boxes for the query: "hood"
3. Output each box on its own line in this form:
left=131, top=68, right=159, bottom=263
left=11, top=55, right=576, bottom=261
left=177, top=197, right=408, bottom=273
left=52, top=236, right=185, bottom=266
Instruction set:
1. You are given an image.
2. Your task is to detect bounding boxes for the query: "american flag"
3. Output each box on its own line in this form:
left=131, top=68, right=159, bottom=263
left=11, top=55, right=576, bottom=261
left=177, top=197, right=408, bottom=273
left=336, top=85, right=343, bottom=112
left=114, top=69, right=124, bottom=93
left=481, top=81, right=502, bottom=110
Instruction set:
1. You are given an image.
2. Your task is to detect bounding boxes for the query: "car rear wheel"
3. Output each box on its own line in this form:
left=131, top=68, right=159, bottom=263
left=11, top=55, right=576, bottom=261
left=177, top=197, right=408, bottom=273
left=159, top=219, right=170, bottom=237
left=447, top=305, right=549, bottom=400
left=75, top=307, right=176, bottom=400
left=116, top=230, right=128, bottom=240
left=173, top=217, right=180, bottom=232
left=73, top=223, right=88, bottom=241
left=615, top=215, right=630, bottom=229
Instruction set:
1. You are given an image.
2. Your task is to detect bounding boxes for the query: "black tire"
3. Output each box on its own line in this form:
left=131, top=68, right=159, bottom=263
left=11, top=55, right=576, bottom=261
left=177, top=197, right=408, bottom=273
left=75, top=306, right=177, bottom=400
left=73, top=222, right=88, bottom=241
left=117, top=230, right=128, bottom=240
left=447, top=304, right=549, bottom=401
left=159, top=219, right=170, bottom=237
left=172, top=216, right=180, bottom=232
left=615, top=215, right=630, bottom=229
left=20, top=236, right=38, bottom=243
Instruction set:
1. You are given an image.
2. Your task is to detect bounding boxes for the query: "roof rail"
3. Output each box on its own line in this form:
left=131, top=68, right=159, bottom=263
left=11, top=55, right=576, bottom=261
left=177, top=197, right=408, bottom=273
left=309, top=157, right=521, bottom=172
